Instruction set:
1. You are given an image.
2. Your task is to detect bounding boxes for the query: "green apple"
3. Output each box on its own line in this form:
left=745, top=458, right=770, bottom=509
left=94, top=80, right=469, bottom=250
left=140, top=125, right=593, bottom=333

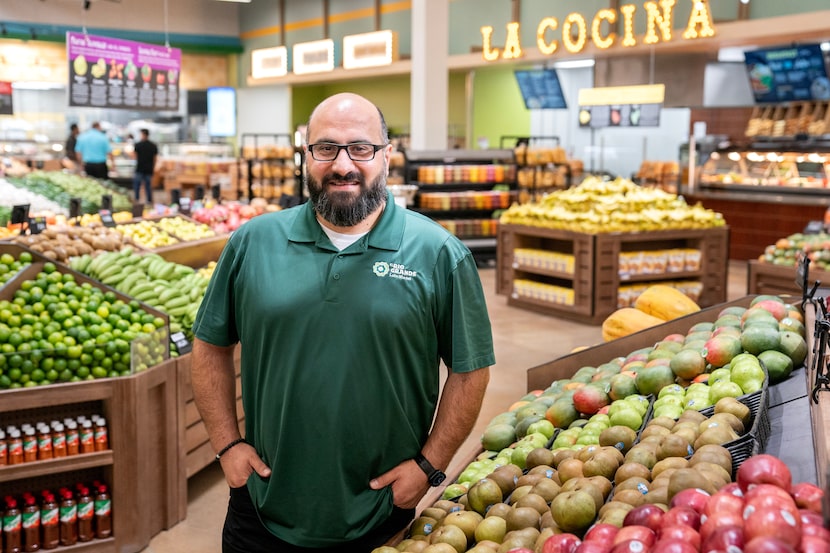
left=609, top=407, right=644, bottom=430
left=658, top=383, right=686, bottom=398
left=527, top=419, right=556, bottom=440
left=654, top=405, right=684, bottom=419
left=708, top=368, right=732, bottom=384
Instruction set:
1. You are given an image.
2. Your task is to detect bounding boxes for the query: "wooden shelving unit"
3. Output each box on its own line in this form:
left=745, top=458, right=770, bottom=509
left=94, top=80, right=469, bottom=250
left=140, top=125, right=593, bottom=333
left=497, top=224, right=730, bottom=323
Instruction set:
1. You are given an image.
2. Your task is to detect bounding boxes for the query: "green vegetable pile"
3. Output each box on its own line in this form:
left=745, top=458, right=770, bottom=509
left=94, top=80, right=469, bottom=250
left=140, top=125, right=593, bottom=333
left=7, top=171, right=133, bottom=214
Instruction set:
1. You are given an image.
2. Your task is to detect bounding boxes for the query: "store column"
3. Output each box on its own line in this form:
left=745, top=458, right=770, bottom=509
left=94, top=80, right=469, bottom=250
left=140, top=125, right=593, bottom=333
left=410, top=0, right=449, bottom=150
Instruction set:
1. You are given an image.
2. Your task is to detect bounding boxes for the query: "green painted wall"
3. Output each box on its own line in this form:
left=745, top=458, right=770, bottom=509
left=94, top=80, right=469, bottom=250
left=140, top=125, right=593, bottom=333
left=291, top=73, right=468, bottom=140
left=470, top=66, right=530, bottom=150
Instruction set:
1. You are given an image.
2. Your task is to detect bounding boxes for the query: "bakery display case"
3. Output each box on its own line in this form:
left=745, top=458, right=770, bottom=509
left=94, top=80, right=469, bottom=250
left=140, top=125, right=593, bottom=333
left=697, top=140, right=830, bottom=193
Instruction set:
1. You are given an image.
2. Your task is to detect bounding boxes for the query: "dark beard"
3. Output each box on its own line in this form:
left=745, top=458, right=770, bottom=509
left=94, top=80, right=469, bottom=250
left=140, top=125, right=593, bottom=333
left=305, top=170, right=387, bottom=227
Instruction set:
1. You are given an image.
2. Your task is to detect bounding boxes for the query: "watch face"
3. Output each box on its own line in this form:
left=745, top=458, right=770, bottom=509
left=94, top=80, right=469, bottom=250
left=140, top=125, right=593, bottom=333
left=430, top=472, right=446, bottom=486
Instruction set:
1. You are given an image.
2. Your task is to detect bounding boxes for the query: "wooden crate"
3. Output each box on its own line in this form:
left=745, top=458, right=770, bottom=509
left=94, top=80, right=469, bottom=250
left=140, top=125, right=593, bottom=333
left=153, top=235, right=229, bottom=269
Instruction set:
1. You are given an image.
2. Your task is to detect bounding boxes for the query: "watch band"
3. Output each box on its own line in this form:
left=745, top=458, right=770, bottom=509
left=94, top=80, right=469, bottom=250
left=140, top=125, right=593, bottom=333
left=413, top=453, right=446, bottom=486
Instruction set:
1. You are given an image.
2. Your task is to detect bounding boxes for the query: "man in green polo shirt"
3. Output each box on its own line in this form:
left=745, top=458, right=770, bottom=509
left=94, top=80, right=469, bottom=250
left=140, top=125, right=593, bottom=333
left=191, top=92, right=494, bottom=552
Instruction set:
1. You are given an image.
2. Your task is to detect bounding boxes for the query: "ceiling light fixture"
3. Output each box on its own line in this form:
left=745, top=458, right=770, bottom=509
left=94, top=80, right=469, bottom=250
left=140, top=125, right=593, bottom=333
left=214, top=0, right=252, bottom=3
left=821, top=42, right=830, bottom=52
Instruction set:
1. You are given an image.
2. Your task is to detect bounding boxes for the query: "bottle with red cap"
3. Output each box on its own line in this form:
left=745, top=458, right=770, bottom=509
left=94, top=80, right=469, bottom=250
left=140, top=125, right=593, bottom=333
left=57, top=490, right=76, bottom=547
left=3, top=495, right=22, bottom=553
left=93, top=485, right=112, bottom=539
left=75, top=487, right=94, bottom=543
left=39, top=493, right=58, bottom=550
left=20, top=494, right=39, bottom=552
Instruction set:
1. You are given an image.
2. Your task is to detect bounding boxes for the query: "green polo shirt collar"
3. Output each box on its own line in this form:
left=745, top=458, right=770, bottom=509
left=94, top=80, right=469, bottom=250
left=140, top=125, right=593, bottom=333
left=287, top=190, right=404, bottom=252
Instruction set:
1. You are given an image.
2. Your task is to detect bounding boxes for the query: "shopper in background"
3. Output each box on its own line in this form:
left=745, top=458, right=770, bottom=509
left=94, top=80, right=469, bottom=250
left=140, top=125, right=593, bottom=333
left=65, top=123, right=80, bottom=163
left=191, top=92, right=494, bottom=552
left=75, top=122, right=112, bottom=179
left=132, top=128, right=158, bottom=203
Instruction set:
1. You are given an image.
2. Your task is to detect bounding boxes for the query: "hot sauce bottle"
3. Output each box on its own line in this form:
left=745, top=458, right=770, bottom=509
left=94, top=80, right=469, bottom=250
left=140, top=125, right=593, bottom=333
left=58, top=490, right=77, bottom=547
left=21, top=494, right=40, bottom=552
left=93, top=485, right=112, bottom=539
left=39, top=493, right=59, bottom=550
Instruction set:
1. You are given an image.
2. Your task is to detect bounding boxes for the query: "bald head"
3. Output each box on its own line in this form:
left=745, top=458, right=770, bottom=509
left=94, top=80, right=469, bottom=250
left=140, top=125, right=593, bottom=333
left=306, top=93, right=388, bottom=146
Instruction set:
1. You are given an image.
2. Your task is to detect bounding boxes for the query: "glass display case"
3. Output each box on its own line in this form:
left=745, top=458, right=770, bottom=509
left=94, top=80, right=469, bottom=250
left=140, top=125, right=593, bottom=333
left=698, top=140, right=830, bottom=193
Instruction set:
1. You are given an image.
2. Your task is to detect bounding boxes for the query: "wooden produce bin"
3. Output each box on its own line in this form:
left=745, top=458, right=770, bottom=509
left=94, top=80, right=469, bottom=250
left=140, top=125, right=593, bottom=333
left=497, top=224, right=729, bottom=324
left=0, top=258, right=182, bottom=552
left=153, top=234, right=229, bottom=269
left=175, top=348, right=244, bottom=520
left=746, top=259, right=830, bottom=297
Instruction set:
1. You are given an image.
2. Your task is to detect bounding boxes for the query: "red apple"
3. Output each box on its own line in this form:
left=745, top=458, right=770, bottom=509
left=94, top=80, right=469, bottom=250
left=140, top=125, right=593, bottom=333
left=744, top=484, right=795, bottom=505
left=799, top=510, right=824, bottom=527
left=736, top=454, right=792, bottom=493
left=744, top=506, right=802, bottom=549
left=657, top=525, right=701, bottom=550
left=573, top=386, right=610, bottom=415
left=662, top=506, right=701, bottom=530
left=651, top=539, right=698, bottom=553
left=576, top=541, right=615, bottom=553
left=743, top=537, right=796, bottom=553
left=791, top=482, right=825, bottom=513
left=585, top=524, right=620, bottom=546
left=614, top=526, right=656, bottom=548
left=700, top=512, right=744, bottom=544
left=802, top=523, right=830, bottom=543
left=703, top=491, right=745, bottom=519
left=718, top=483, right=743, bottom=496
left=611, top=540, right=653, bottom=553
left=701, top=525, right=744, bottom=553
left=670, top=488, right=711, bottom=515
left=506, top=549, right=535, bottom=553
left=800, top=536, right=830, bottom=553
left=624, top=504, right=665, bottom=532
left=543, top=534, right=582, bottom=553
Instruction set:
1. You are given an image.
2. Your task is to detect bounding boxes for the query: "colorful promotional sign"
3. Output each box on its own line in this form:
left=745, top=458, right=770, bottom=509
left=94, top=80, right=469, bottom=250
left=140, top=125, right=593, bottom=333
left=66, top=32, right=181, bottom=111
left=0, top=82, right=12, bottom=115
left=578, top=84, right=664, bottom=128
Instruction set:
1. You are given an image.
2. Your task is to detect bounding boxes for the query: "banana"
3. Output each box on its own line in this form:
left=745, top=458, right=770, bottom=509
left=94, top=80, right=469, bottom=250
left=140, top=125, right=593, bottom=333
left=103, top=272, right=128, bottom=286
left=128, top=282, right=155, bottom=297
left=119, top=272, right=144, bottom=295
left=158, top=288, right=181, bottom=304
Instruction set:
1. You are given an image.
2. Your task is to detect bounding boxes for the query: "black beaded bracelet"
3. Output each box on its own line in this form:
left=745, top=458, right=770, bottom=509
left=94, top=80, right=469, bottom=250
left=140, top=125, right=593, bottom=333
left=215, top=438, right=247, bottom=460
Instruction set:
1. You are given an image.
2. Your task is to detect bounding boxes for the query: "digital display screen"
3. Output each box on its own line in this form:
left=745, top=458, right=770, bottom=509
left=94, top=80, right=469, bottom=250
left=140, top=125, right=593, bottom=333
left=514, top=69, right=568, bottom=110
left=744, top=44, right=830, bottom=103
left=207, top=86, right=237, bottom=137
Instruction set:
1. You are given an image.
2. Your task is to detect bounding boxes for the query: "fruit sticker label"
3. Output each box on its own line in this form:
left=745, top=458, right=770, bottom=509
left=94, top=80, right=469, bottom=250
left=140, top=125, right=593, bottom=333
left=66, top=32, right=181, bottom=111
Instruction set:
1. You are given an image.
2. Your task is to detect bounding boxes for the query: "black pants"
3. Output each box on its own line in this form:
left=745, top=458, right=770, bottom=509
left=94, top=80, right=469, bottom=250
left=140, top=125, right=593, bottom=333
left=84, top=162, right=108, bottom=179
left=222, top=485, right=414, bottom=552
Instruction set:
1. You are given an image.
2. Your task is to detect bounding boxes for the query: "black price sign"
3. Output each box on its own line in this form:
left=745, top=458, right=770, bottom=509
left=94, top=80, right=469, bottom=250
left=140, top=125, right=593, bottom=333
left=29, top=216, right=47, bottom=235
left=101, top=194, right=113, bottom=212
left=99, top=209, right=116, bottom=227
left=69, top=198, right=83, bottom=220
left=211, top=184, right=221, bottom=201
left=131, top=203, right=145, bottom=219
left=170, top=188, right=181, bottom=206
left=179, top=196, right=191, bottom=215
left=194, top=185, right=205, bottom=201
left=11, top=204, right=30, bottom=225
left=170, top=331, right=192, bottom=354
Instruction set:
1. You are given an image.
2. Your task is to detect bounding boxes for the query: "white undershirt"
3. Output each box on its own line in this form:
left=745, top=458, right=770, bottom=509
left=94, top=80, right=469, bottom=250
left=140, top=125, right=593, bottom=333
left=319, top=223, right=368, bottom=251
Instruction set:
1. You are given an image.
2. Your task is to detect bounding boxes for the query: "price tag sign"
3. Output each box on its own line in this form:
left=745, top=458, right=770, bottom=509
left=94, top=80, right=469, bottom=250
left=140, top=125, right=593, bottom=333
left=131, top=203, right=145, bottom=219
left=179, top=196, right=192, bottom=215
left=211, top=184, right=221, bottom=201
left=29, top=216, right=47, bottom=235
left=101, top=194, right=113, bottom=212
left=170, top=331, right=192, bottom=354
left=11, top=204, right=30, bottom=225
left=69, top=198, right=83, bottom=220
left=99, top=209, right=116, bottom=227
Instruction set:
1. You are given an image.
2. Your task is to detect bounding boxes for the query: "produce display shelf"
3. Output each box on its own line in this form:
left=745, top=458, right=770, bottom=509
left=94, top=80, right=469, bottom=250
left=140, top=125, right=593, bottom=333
left=747, top=259, right=826, bottom=297
left=618, top=270, right=703, bottom=283
left=50, top=537, right=115, bottom=552
left=511, top=262, right=574, bottom=280
left=0, top=450, right=114, bottom=483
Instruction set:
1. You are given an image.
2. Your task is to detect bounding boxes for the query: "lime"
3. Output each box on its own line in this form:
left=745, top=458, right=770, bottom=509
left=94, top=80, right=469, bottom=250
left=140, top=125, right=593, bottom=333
left=19, top=252, right=32, bottom=263
left=91, top=367, right=108, bottom=379
left=42, top=262, right=57, bottom=274
left=76, top=366, right=90, bottom=379
left=0, top=253, right=14, bottom=265
left=31, top=368, right=45, bottom=382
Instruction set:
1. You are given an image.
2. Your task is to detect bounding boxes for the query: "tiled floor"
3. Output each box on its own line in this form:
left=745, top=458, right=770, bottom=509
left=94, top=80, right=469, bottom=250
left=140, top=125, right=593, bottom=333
left=141, top=261, right=749, bottom=552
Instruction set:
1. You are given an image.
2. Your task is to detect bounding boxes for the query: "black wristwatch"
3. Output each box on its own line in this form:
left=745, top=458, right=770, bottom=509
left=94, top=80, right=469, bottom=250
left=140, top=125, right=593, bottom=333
left=413, top=453, right=446, bottom=486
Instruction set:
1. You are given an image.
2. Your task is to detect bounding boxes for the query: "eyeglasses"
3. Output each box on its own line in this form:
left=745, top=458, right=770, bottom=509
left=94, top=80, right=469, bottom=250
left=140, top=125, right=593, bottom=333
left=307, top=142, right=386, bottom=162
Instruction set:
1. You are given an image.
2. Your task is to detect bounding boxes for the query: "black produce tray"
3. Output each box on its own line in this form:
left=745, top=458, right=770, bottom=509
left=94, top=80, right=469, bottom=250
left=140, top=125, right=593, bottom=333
left=699, top=377, right=771, bottom=454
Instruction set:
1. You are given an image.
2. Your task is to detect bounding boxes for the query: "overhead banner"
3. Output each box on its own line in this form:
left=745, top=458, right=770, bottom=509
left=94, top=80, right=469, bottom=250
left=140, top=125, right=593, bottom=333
left=66, top=32, right=181, bottom=111
left=0, top=82, right=12, bottom=115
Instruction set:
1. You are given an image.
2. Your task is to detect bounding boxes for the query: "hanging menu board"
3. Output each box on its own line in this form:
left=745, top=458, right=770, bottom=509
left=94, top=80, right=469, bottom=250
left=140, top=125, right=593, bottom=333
left=66, top=32, right=181, bottom=111
left=577, top=84, right=664, bottom=129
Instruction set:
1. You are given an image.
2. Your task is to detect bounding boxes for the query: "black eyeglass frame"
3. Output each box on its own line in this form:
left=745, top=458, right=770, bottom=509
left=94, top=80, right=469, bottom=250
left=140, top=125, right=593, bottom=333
left=307, top=142, right=387, bottom=162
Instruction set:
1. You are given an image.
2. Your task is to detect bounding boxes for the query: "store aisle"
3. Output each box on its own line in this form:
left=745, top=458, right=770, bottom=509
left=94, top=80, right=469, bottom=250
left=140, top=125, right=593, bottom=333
left=141, top=261, right=749, bottom=552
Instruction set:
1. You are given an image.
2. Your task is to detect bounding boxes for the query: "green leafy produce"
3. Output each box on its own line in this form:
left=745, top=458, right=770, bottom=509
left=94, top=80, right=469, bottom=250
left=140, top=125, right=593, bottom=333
left=7, top=171, right=132, bottom=214
left=0, top=206, right=10, bottom=226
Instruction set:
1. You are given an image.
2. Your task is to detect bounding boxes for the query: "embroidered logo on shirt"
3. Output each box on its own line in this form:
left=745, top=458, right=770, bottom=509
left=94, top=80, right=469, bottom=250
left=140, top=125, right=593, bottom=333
left=373, top=261, right=417, bottom=281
